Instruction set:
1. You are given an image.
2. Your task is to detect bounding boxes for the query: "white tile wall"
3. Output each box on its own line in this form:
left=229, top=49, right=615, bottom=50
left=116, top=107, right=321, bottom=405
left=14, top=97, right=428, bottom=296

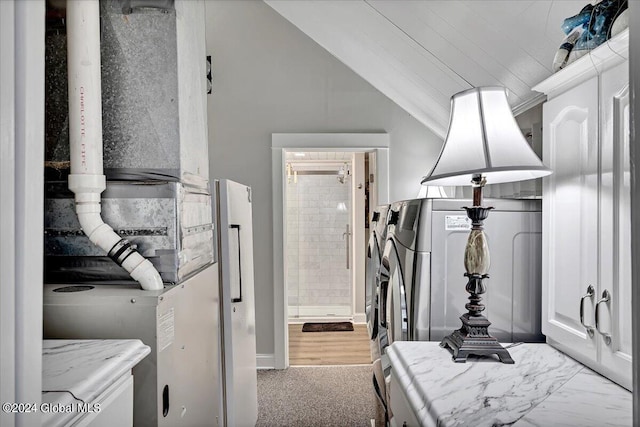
left=286, top=174, right=351, bottom=316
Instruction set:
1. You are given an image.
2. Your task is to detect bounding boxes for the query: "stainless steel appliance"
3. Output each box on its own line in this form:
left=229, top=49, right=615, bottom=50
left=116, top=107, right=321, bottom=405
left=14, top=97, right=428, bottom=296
left=215, top=179, right=258, bottom=427
left=365, top=204, right=390, bottom=340
left=43, top=265, right=221, bottom=427
left=380, top=198, right=543, bottom=351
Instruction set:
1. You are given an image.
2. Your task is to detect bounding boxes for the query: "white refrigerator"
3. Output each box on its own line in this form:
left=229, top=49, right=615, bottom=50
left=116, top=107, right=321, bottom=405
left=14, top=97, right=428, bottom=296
left=216, top=179, right=258, bottom=427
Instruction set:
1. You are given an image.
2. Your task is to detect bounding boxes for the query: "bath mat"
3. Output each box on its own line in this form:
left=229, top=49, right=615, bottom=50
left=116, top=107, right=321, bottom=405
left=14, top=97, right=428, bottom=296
left=301, top=322, right=354, bottom=332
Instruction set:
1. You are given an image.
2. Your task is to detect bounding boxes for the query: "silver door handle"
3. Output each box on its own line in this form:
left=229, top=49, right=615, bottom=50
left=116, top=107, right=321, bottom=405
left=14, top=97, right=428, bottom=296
left=579, top=285, right=595, bottom=338
left=343, top=224, right=351, bottom=269
left=595, top=289, right=612, bottom=346
left=230, top=224, right=242, bottom=303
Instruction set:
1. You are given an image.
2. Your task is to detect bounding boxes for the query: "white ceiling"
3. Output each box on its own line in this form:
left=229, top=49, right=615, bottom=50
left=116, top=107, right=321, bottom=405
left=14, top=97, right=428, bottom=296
left=265, top=0, right=587, bottom=137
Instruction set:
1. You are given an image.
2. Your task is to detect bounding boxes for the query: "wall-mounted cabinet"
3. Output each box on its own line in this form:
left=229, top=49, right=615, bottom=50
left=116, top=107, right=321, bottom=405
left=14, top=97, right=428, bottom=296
left=534, top=29, right=631, bottom=391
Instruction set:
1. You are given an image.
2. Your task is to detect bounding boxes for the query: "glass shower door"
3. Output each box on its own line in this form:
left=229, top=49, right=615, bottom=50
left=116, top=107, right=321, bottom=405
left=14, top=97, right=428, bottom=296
left=286, top=165, right=352, bottom=319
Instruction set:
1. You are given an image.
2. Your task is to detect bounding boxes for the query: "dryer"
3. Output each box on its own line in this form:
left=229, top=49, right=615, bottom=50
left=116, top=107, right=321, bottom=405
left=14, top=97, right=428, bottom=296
left=365, top=204, right=390, bottom=340
left=380, top=197, right=543, bottom=351
left=366, top=205, right=391, bottom=425
left=370, top=205, right=398, bottom=425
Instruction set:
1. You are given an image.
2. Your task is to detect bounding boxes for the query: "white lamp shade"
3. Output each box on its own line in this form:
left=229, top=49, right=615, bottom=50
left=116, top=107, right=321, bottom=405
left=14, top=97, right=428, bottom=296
left=422, top=87, right=552, bottom=186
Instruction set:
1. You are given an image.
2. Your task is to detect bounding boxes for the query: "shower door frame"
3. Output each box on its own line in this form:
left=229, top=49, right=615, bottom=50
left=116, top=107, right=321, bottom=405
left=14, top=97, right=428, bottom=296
left=272, top=133, right=390, bottom=369
left=285, top=160, right=354, bottom=320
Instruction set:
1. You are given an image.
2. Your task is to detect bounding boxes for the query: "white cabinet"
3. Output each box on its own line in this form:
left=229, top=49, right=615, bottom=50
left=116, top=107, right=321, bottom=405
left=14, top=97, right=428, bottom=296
left=389, top=373, right=421, bottom=427
left=534, top=30, right=631, bottom=390
left=540, top=75, right=600, bottom=367
left=41, top=339, right=150, bottom=427
left=73, top=373, right=134, bottom=427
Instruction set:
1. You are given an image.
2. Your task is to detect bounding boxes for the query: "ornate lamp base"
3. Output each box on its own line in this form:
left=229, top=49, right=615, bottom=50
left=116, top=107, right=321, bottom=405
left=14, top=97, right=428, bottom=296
left=440, top=313, right=514, bottom=364
left=441, top=176, right=514, bottom=364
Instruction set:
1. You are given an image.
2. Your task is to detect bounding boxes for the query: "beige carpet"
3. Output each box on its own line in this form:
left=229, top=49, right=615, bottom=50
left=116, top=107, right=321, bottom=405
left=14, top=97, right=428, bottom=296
left=256, top=365, right=380, bottom=426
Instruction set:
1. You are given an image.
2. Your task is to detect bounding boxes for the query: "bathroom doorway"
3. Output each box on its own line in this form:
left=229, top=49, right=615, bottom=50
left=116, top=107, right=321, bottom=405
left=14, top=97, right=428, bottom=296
left=285, top=152, right=357, bottom=320
left=284, top=151, right=372, bottom=365
left=271, top=133, right=390, bottom=369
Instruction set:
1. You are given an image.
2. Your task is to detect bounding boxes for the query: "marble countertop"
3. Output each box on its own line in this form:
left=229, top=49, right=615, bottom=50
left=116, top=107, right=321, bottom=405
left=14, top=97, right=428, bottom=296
left=387, top=342, right=632, bottom=427
left=42, top=339, right=150, bottom=427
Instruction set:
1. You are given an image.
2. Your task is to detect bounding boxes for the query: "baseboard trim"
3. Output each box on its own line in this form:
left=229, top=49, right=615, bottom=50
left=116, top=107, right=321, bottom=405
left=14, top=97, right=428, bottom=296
left=288, top=316, right=353, bottom=323
left=256, top=353, right=276, bottom=370
left=288, top=305, right=352, bottom=317
left=352, top=312, right=366, bottom=324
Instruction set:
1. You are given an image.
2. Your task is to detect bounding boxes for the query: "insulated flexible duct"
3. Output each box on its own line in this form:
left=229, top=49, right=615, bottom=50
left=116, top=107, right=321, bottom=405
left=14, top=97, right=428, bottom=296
left=66, top=0, right=163, bottom=290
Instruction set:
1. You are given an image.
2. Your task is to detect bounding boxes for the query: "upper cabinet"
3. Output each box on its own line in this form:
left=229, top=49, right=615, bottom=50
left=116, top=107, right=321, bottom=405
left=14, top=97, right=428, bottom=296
left=533, top=29, right=631, bottom=391
left=540, top=75, right=600, bottom=367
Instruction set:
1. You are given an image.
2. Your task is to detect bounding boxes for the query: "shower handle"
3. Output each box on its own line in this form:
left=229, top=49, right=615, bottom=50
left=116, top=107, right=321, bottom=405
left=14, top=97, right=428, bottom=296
left=343, top=224, right=351, bottom=270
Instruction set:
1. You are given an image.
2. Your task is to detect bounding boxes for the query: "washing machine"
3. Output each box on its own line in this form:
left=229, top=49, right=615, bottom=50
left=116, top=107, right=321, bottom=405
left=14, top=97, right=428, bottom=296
left=366, top=205, right=391, bottom=424
left=365, top=204, right=390, bottom=340
left=376, top=202, right=407, bottom=354
left=369, top=205, right=398, bottom=425
left=380, top=197, right=543, bottom=351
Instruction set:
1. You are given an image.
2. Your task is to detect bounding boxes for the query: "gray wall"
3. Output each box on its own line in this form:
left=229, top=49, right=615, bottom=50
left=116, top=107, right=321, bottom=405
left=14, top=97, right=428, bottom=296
left=205, top=1, right=443, bottom=356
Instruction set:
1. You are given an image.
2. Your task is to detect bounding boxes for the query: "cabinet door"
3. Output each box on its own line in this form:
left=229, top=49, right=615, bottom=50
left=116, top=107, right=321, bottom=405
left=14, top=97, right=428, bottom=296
left=390, top=373, right=423, bottom=427
left=599, top=61, right=632, bottom=390
left=542, top=77, right=598, bottom=365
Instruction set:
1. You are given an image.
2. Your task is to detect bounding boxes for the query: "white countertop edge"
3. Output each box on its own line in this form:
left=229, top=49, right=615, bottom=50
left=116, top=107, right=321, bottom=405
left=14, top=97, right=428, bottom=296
left=387, top=343, right=437, bottom=426
left=40, top=391, right=81, bottom=427
left=41, top=371, right=133, bottom=427
left=43, top=339, right=150, bottom=404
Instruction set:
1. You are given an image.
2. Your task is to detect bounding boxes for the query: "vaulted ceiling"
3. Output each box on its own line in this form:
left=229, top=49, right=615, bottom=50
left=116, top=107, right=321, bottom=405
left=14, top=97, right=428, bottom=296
left=265, top=0, right=588, bottom=137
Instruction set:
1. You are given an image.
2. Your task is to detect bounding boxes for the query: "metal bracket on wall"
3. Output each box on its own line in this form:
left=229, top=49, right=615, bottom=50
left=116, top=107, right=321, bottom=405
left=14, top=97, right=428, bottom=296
left=206, top=56, right=213, bottom=94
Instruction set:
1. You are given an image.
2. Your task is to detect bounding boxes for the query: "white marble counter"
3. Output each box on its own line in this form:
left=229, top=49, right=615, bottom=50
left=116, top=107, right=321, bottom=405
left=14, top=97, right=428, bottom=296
left=387, top=342, right=632, bottom=427
left=42, top=339, right=150, bottom=427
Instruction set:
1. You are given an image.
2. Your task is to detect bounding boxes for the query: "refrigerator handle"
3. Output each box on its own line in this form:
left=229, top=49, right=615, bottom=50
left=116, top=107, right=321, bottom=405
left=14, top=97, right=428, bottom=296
left=230, top=224, right=242, bottom=303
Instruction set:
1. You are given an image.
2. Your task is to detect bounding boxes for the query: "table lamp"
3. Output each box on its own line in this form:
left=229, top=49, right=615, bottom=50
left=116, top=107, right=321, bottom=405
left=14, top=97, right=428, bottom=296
left=421, top=87, right=552, bottom=363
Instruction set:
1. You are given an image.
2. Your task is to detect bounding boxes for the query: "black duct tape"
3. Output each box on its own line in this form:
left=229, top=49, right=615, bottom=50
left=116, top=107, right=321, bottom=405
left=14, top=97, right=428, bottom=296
left=117, top=0, right=175, bottom=15
left=45, top=254, right=180, bottom=284
left=104, top=168, right=181, bottom=183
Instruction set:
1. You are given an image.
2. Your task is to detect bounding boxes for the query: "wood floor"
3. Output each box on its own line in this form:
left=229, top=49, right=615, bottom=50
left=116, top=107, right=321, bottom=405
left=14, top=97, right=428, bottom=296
left=288, top=323, right=372, bottom=365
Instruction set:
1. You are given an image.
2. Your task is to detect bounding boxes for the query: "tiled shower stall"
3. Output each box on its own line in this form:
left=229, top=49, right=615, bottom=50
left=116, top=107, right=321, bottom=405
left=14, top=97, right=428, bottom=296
left=286, top=161, right=352, bottom=318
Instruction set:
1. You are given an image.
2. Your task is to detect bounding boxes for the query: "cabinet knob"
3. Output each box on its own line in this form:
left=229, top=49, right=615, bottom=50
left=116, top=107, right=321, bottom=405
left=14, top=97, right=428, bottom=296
left=579, top=285, right=595, bottom=338
left=595, top=289, right=612, bottom=346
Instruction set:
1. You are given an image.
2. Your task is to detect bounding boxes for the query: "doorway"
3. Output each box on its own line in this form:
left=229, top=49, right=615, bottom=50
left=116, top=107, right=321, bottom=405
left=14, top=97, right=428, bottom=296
left=285, top=152, right=355, bottom=320
left=271, top=133, right=390, bottom=369
left=285, top=151, right=372, bottom=365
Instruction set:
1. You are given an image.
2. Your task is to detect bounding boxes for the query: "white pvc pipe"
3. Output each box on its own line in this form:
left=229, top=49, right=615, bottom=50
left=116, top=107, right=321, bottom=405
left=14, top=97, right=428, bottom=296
left=67, top=0, right=163, bottom=291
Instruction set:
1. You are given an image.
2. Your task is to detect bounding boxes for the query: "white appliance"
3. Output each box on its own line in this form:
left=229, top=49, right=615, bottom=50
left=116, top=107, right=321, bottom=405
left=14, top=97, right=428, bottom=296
left=216, top=179, right=258, bottom=427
